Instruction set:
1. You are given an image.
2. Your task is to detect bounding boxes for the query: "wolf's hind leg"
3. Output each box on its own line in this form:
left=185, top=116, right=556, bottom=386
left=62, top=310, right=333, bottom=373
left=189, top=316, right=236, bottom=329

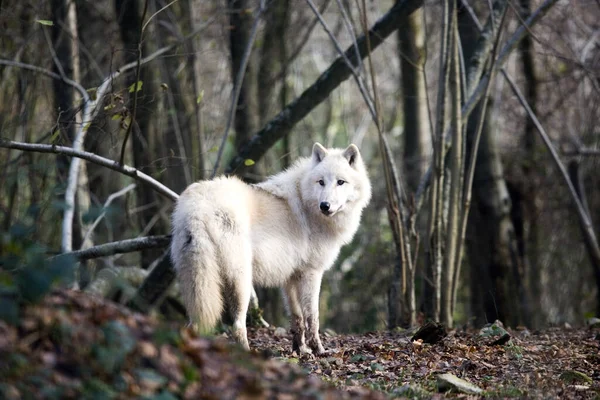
left=226, top=274, right=251, bottom=350
left=284, top=280, right=311, bottom=354
left=298, top=271, right=326, bottom=355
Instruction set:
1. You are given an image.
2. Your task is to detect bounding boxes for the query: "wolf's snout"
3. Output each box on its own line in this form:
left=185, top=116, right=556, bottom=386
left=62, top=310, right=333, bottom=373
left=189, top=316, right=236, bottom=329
left=320, top=202, right=331, bottom=214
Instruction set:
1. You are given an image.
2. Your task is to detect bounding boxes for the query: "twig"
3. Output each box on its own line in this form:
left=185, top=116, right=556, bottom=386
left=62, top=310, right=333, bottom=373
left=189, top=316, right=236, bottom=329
left=51, top=235, right=172, bottom=261
left=81, top=184, right=137, bottom=247
left=212, top=0, right=266, bottom=178
left=0, top=59, right=88, bottom=102
left=0, top=139, right=178, bottom=200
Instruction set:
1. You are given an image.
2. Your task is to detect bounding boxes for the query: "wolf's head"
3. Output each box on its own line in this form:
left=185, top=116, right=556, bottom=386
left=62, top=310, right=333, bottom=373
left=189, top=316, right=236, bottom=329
left=302, top=142, right=371, bottom=218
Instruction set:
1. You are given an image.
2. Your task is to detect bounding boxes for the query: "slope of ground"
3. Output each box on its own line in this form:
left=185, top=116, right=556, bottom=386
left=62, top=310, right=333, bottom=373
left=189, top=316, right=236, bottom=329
left=1, top=289, right=599, bottom=399
left=0, top=290, right=382, bottom=399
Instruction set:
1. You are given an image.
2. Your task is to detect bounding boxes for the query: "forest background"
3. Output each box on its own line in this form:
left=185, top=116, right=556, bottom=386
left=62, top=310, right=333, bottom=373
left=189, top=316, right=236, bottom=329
left=1, top=0, right=599, bottom=336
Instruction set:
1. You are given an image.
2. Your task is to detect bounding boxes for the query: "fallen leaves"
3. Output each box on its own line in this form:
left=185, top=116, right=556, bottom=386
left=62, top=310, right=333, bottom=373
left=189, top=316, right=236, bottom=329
left=248, top=324, right=600, bottom=398
left=1, top=289, right=599, bottom=399
left=0, top=290, right=381, bottom=399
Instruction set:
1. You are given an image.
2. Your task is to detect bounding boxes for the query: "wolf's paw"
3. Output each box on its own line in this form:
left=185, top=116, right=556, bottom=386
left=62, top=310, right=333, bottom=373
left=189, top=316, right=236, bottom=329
left=312, top=346, right=327, bottom=356
left=291, top=341, right=313, bottom=355
left=298, top=344, right=313, bottom=355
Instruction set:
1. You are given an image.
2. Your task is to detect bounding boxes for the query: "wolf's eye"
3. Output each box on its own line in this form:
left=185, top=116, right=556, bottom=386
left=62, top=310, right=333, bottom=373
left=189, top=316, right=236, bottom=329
left=318, top=179, right=325, bottom=186
left=337, top=180, right=345, bottom=186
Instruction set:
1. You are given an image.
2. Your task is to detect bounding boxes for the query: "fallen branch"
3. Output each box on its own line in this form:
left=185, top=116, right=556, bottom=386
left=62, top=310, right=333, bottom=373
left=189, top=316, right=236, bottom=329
left=51, top=235, right=172, bottom=261
left=127, top=250, right=175, bottom=313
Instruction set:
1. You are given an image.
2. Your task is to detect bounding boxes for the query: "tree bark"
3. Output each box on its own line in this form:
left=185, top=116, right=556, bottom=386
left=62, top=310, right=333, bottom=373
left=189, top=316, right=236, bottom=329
left=228, top=0, right=259, bottom=153
left=568, top=161, right=600, bottom=316
left=115, top=0, right=164, bottom=268
left=517, top=0, right=542, bottom=328
left=256, top=0, right=291, bottom=326
left=187, top=0, right=207, bottom=180
left=156, top=6, right=192, bottom=193
left=398, top=8, right=430, bottom=193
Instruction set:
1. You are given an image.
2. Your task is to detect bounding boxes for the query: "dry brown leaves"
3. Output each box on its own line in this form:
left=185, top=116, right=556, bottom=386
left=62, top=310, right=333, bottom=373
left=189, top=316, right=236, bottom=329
left=1, top=289, right=599, bottom=399
left=0, top=290, right=380, bottom=399
left=248, top=324, right=600, bottom=399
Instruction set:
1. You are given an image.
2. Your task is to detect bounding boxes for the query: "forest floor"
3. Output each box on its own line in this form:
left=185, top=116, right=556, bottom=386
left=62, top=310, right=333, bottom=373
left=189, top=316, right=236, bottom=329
left=1, top=289, right=599, bottom=399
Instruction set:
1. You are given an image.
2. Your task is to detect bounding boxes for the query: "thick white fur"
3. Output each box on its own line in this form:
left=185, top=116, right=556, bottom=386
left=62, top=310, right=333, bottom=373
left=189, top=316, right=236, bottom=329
left=170, top=143, right=371, bottom=354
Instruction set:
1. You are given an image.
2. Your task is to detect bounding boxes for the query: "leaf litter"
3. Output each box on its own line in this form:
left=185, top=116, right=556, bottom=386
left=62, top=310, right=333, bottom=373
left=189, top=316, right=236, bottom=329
left=0, top=289, right=599, bottom=399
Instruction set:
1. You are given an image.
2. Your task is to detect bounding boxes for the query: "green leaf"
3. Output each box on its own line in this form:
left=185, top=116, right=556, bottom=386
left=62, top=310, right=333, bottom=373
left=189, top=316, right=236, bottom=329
left=0, top=297, right=19, bottom=325
left=244, top=159, right=255, bottom=166
left=46, top=253, right=76, bottom=286
left=16, top=266, right=53, bottom=303
left=196, top=90, right=204, bottom=104
left=36, top=19, right=54, bottom=26
left=49, top=129, right=61, bottom=144
left=208, top=146, right=219, bottom=153
left=128, top=80, right=143, bottom=93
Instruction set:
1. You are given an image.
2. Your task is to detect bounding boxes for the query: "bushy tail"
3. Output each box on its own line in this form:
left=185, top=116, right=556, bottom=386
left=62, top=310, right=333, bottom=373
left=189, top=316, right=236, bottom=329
left=171, top=226, right=223, bottom=334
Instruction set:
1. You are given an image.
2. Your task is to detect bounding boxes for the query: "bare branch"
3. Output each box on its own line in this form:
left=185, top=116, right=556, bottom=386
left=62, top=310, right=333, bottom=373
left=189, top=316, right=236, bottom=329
left=81, top=184, right=137, bottom=246
left=52, top=235, right=172, bottom=261
left=0, top=139, right=178, bottom=200
left=0, top=59, right=88, bottom=102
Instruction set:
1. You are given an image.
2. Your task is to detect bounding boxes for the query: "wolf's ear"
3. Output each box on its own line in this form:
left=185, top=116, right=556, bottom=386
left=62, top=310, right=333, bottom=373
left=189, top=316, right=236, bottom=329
left=343, top=144, right=361, bottom=167
left=312, top=142, right=328, bottom=164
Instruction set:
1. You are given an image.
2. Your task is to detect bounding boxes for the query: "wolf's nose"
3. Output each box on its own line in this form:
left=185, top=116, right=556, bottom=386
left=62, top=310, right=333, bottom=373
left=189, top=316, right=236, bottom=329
left=320, top=202, right=330, bottom=212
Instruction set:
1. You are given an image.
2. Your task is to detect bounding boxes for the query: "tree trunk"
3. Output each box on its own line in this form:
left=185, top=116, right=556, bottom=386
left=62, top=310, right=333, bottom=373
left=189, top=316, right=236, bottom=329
left=51, top=0, right=94, bottom=287
left=187, top=0, right=207, bottom=180
left=156, top=4, right=192, bottom=194
left=255, top=0, right=291, bottom=326
left=518, top=0, right=542, bottom=328
left=398, top=8, right=430, bottom=193
left=465, top=101, right=525, bottom=327
left=115, top=0, right=163, bottom=268
left=568, top=161, right=600, bottom=316
left=456, top=3, right=527, bottom=328
left=228, top=0, right=259, bottom=162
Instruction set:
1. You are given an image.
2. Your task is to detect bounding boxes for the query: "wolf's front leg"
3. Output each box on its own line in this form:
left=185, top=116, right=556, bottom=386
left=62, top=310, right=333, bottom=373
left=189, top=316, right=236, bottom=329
left=284, top=281, right=311, bottom=354
left=299, top=271, right=326, bottom=355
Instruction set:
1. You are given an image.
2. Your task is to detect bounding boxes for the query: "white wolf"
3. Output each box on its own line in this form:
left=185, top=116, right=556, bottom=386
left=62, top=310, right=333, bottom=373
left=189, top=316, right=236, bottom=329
left=170, top=143, right=371, bottom=354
